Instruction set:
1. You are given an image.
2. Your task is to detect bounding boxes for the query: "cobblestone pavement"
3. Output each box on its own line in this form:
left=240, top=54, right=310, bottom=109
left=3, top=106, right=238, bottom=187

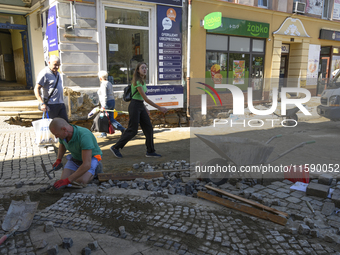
left=1, top=117, right=340, bottom=255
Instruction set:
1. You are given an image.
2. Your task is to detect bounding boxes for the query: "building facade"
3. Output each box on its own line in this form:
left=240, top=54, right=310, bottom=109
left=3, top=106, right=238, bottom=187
left=189, top=0, right=340, bottom=111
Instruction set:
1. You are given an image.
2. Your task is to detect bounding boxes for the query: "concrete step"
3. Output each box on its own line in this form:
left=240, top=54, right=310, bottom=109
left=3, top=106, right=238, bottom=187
left=0, top=100, right=41, bottom=119
left=0, top=100, right=39, bottom=111
left=0, top=90, right=34, bottom=96
left=0, top=95, right=37, bottom=102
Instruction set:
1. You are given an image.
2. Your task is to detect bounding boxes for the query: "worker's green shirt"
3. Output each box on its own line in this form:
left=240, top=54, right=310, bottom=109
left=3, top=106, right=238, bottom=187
left=59, top=125, right=102, bottom=161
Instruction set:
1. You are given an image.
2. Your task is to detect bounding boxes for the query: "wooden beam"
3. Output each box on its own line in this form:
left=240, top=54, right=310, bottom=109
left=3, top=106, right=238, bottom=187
left=197, top=191, right=287, bottom=226
left=205, top=185, right=289, bottom=218
left=98, top=172, right=163, bottom=182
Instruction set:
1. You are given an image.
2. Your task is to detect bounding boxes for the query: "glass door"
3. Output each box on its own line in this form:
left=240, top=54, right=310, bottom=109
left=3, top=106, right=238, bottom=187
left=279, top=54, right=289, bottom=91
left=317, top=56, right=330, bottom=95
left=251, top=55, right=264, bottom=100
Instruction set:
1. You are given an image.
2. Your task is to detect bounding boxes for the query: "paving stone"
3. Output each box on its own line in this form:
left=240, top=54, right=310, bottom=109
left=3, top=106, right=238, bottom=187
left=318, top=174, right=333, bottom=186
left=47, top=245, right=59, bottom=255
left=321, top=202, right=335, bottom=216
left=88, top=241, right=99, bottom=251
left=81, top=247, right=91, bottom=255
left=44, top=221, right=55, bottom=233
left=298, top=224, right=310, bottom=235
left=306, top=183, right=330, bottom=198
left=332, top=189, right=340, bottom=208
left=62, top=238, right=73, bottom=249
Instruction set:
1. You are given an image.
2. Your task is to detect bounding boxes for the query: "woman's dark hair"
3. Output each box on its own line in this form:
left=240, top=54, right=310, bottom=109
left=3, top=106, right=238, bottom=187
left=132, top=62, right=147, bottom=86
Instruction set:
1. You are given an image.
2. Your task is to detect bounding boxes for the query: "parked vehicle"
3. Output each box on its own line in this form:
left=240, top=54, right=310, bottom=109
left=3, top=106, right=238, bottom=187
left=317, top=69, right=340, bottom=121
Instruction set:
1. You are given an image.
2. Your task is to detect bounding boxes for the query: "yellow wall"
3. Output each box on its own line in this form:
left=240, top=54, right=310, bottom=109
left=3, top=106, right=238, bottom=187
left=29, top=12, right=45, bottom=85
left=191, top=0, right=340, bottom=94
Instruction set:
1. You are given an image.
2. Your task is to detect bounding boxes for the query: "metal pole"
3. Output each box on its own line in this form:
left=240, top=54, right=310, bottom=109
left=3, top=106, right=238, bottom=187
left=186, top=0, right=192, bottom=117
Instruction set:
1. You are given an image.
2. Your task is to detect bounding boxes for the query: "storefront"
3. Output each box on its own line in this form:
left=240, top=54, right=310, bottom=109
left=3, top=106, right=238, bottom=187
left=189, top=0, right=340, bottom=112
left=318, top=30, right=340, bottom=95
left=204, top=17, right=269, bottom=101
left=97, top=0, right=185, bottom=111
left=36, top=0, right=185, bottom=119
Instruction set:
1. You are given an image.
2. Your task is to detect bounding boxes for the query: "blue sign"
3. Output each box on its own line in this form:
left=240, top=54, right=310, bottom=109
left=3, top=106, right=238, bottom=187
left=46, top=6, right=58, bottom=52
left=157, top=5, right=182, bottom=81
left=138, top=0, right=182, bottom=7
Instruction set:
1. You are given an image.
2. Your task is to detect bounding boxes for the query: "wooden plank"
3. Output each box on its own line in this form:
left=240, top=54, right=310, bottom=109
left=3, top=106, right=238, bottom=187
left=98, top=172, right=163, bottom=182
left=205, top=185, right=289, bottom=218
left=197, top=191, right=287, bottom=226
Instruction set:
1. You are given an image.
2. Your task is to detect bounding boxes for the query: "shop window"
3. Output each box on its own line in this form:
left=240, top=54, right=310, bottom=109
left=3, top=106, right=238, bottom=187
left=334, top=48, right=339, bottom=54
left=105, top=7, right=149, bottom=85
left=321, top=46, right=330, bottom=55
left=258, top=0, right=268, bottom=8
left=229, top=36, right=250, bottom=52
left=252, top=39, right=264, bottom=52
left=205, top=36, right=264, bottom=91
left=206, top=52, right=228, bottom=84
left=322, top=0, right=329, bottom=19
left=105, top=7, right=148, bottom=26
left=206, top=34, right=228, bottom=51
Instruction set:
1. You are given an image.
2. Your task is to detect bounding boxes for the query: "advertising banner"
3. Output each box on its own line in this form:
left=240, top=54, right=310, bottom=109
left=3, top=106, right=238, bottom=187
left=233, top=60, right=245, bottom=85
left=306, top=44, right=320, bottom=85
left=157, top=5, right=182, bottom=81
left=145, top=85, right=183, bottom=110
left=43, top=5, right=59, bottom=65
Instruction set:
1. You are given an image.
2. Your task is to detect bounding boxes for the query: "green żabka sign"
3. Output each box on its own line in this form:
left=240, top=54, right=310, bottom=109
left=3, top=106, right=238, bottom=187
left=204, top=12, right=222, bottom=30
left=207, top=17, right=269, bottom=38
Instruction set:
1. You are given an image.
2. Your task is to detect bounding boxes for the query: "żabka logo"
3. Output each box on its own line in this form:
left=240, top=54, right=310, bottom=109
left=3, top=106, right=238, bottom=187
left=197, top=82, right=312, bottom=128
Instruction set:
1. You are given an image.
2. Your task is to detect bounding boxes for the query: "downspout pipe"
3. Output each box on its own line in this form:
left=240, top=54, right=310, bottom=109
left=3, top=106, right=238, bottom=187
left=186, top=0, right=192, bottom=117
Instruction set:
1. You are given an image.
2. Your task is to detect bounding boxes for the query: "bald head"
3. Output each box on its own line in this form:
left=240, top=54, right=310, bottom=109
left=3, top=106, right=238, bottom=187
left=50, top=118, right=69, bottom=131
left=49, top=118, right=72, bottom=140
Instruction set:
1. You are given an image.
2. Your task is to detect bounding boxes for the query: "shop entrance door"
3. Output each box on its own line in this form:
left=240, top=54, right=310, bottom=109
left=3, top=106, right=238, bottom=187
left=251, top=55, right=264, bottom=101
left=279, top=54, right=289, bottom=91
left=317, top=57, right=330, bottom=95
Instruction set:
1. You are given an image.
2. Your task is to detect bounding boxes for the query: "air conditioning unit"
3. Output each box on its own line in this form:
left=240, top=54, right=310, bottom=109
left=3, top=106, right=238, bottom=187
left=293, top=2, right=306, bottom=14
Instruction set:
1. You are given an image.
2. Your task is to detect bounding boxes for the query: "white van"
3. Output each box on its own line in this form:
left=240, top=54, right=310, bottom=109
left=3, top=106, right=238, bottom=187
left=317, top=69, right=340, bottom=121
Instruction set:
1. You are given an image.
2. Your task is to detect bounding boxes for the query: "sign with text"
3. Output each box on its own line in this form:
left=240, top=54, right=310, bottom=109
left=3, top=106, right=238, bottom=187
left=157, top=5, right=182, bottom=81
left=320, top=29, right=340, bottom=42
left=208, top=17, right=269, bottom=38
left=204, top=12, right=222, bottom=30
left=46, top=6, right=58, bottom=53
left=145, top=85, right=183, bottom=110
left=306, top=44, right=320, bottom=85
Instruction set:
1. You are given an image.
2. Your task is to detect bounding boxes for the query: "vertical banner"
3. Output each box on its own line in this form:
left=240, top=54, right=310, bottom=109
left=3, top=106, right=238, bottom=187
left=157, top=5, right=182, bottom=81
left=306, top=44, right=320, bottom=85
left=46, top=5, right=59, bottom=60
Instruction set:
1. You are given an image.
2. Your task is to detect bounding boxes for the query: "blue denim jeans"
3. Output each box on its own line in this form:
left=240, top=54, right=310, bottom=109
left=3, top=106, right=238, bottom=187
left=102, top=99, right=125, bottom=134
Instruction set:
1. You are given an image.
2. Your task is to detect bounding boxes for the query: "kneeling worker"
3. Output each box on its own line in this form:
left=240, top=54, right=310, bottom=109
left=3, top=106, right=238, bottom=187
left=49, top=118, right=103, bottom=189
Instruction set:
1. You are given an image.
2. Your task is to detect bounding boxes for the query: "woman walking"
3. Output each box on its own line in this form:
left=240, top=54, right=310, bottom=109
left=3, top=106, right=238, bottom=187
left=110, top=62, right=167, bottom=158
left=97, top=70, right=125, bottom=138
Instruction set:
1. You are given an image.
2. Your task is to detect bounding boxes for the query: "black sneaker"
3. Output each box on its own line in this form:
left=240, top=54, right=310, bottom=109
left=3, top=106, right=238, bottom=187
left=110, top=146, right=123, bottom=158
left=145, top=152, right=162, bottom=158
